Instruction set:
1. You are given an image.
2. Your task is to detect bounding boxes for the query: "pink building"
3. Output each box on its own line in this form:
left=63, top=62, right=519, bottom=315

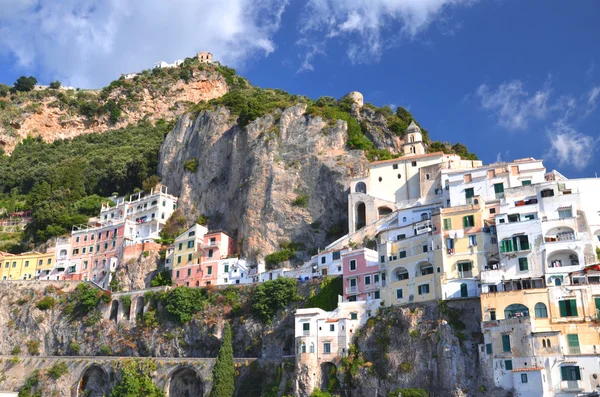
left=342, top=248, right=384, bottom=302
left=196, top=231, right=236, bottom=286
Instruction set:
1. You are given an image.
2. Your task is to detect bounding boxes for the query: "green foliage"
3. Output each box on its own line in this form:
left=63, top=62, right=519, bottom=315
left=151, top=270, right=173, bottom=287
left=66, top=283, right=103, bottom=317
left=110, top=359, right=164, bottom=397
left=36, top=296, right=56, bottom=311
left=438, top=300, right=466, bottom=331
left=11, top=345, right=21, bottom=355
left=47, top=362, right=69, bottom=380
left=450, top=143, right=478, bottom=160
left=49, top=81, right=61, bottom=89
left=264, top=241, right=297, bottom=268
left=100, top=290, right=112, bottom=304
left=26, top=340, right=40, bottom=355
left=306, top=276, right=343, bottom=311
left=69, top=341, right=81, bottom=354
left=183, top=158, right=199, bottom=172
left=18, top=370, right=41, bottom=397
left=120, top=295, right=132, bottom=312
left=161, top=286, right=208, bottom=323
left=252, top=277, right=297, bottom=324
left=0, top=84, right=10, bottom=97
left=409, top=329, right=419, bottom=338
left=310, top=389, right=332, bottom=397
left=387, top=388, right=428, bottom=397
left=596, top=246, right=600, bottom=261
left=13, top=76, right=38, bottom=92
left=99, top=344, right=112, bottom=356
left=210, top=323, right=235, bottom=397
left=196, top=214, right=208, bottom=226
left=142, top=175, right=161, bottom=192
left=0, top=120, right=172, bottom=244
left=292, top=194, right=308, bottom=207
left=158, top=209, right=188, bottom=243
left=340, top=344, right=365, bottom=378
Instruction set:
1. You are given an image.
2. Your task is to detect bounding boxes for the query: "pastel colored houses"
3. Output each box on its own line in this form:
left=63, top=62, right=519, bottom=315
left=342, top=248, right=383, bottom=302
left=171, top=224, right=208, bottom=287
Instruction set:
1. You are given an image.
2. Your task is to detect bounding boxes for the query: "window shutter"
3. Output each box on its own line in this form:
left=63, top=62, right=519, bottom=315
left=570, top=300, right=578, bottom=316
left=502, top=335, right=511, bottom=352
left=567, top=334, right=579, bottom=347
left=463, top=216, right=468, bottom=228
left=561, top=366, right=568, bottom=380
left=559, top=300, right=567, bottom=317
left=575, top=366, right=581, bottom=380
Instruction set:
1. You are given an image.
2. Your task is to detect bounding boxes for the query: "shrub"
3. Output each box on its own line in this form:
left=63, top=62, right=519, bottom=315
left=292, top=194, right=308, bottom=207
left=13, top=76, right=37, bottom=92
left=210, top=323, right=235, bottom=397
left=69, top=342, right=81, bottom=354
left=310, top=389, right=332, bottom=397
left=99, top=344, right=112, bottom=356
left=110, top=359, right=164, bottom=397
left=26, top=340, right=41, bottom=356
left=409, top=329, right=419, bottom=338
left=18, top=370, right=40, bottom=397
left=120, top=295, right=132, bottom=312
left=306, top=276, right=343, bottom=311
left=196, top=214, right=208, bottom=226
left=161, top=287, right=208, bottom=323
left=183, top=158, right=199, bottom=172
left=36, top=296, right=56, bottom=311
left=11, top=346, right=21, bottom=355
left=387, top=388, right=428, bottom=397
left=252, top=278, right=297, bottom=324
left=83, top=310, right=102, bottom=327
left=47, top=362, right=69, bottom=380
left=0, top=84, right=10, bottom=97
left=399, top=361, right=414, bottom=373
left=151, top=270, right=172, bottom=287
left=49, top=81, right=61, bottom=89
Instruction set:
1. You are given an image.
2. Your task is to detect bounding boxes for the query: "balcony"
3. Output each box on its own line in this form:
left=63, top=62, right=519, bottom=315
left=346, top=286, right=359, bottom=294
left=202, top=241, right=218, bottom=249
left=555, top=380, right=582, bottom=392
left=364, top=282, right=381, bottom=292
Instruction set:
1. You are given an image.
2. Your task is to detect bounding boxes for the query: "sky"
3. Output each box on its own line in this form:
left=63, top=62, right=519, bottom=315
left=1, top=0, right=599, bottom=177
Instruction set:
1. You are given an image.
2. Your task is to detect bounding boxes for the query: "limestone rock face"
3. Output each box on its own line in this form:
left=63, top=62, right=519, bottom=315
left=115, top=251, right=161, bottom=291
left=158, top=103, right=371, bottom=260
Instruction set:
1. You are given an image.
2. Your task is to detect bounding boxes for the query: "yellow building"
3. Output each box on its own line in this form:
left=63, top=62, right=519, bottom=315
left=170, top=224, right=208, bottom=287
left=479, top=281, right=600, bottom=395
left=0, top=251, right=55, bottom=280
left=433, top=196, right=497, bottom=299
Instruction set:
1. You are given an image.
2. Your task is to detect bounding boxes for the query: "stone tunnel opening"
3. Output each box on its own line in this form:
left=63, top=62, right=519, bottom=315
left=78, top=365, right=110, bottom=397
left=168, top=367, right=204, bottom=397
left=109, top=300, right=119, bottom=322
left=136, top=296, right=144, bottom=317
left=320, top=362, right=339, bottom=393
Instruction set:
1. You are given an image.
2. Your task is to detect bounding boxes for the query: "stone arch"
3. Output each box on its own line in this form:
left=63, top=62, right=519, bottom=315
left=355, top=182, right=367, bottom=194
left=545, top=226, right=576, bottom=242
left=136, top=296, right=145, bottom=317
left=548, top=249, right=580, bottom=268
left=392, top=266, right=409, bottom=281
left=416, top=261, right=434, bottom=277
left=166, top=366, right=204, bottom=397
left=504, top=303, right=529, bottom=319
left=356, top=202, right=366, bottom=230
left=78, top=365, right=110, bottom=397
left=377, top=206, right=393, bottom=219
left=109, top=300, right=119, bottom=322
left=320, top=362, right=339, bottom=392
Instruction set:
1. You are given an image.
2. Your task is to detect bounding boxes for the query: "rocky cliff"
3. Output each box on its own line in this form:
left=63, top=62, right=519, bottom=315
left=0, top=64, right=228, bottom=153
left=158, top=99, right=407, bottom=261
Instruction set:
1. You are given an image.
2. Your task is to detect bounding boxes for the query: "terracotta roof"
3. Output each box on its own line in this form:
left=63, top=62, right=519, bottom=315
left=511, top=367, right=544, bottom=372
left=369, top=151, right=448, bottom=166
left=325, top=319, right=340, bottom=323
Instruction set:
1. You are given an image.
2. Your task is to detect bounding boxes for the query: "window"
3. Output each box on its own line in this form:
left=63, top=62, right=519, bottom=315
left=176, top=271, right=180, bottom=278
left=534, top=303, right=548, bottom=318
left=501, top=235, right=530, bottom=253
left=378, top=177, right=382, bottom=182
left=561, top=366, right=581, bottom=381
left=349, top=260, right=356, bottom=271
left=350, top=312, right=358, bottom=320
left=332, top=251, right=341, bottom=260
left=490, top=208, right=496, bottom=214
left=224, top=264, right=229, bottom=273
left=374, top=290, right=380, bottom=299
left=207, top=266, right=212, bottom=275
left=393, top=164, right=398, bottom=169
left=396, top=234, right=406, bottom=240
left=303, top=323, right=310, bottom=331
left=518, top=257, right=529, bottom=271
left=425, top=173, right=430, bottom=180
left=508, top=214, right=520, bottom=223
left=558, top=208, right=573, bottom=219
left=82, top=247, right=86, bottom=254
left=463, top=215, right=475, bottom=227
left=486, top=343, right=492, bottom=354
left=380, top=256, right=385, bottom=263
left=422, top=244, right=428, bottom=253
left=399, top=250, right=407, bottom=259
left=418, top=284, right=430, bottom=295
left=187, top=268, right=191, bottom=276
left=178, top=243, right=183, bottom=251
left=490, top=310, right=496, bottom=320
left=187, top=241, right=194, bottom=249
left=12, top=262, right=17, bottom=268
left=567, top=334, right=580, bottom=354
left=502, top=334, right=511, bottom=352
left=84, top=235, right=88, bottom=242
left=208, top=249, right=214, bottom=258
left=177, top=256, right=181, bottom=264
left=330, top=324, right=335, bottom=332
left=188, top=254, right=192, bottom=262
left=522, top=180, right=531, bottom=186
left=324, top=342, right=331, bottom=354
left=104, top=242, right=108, bottom=250
left=465, top=188, right=474, bottom=200
left=458, top=261, right=472, bottom=277
left=541, top=189, right=554, bottom=198
left=411, top=161, right=417, bottom=167
left=396, top=289, right=403, bottom=299
left=112, top=241, right=116, bottom=248
left=504, top=360, right=513, bottom=370
left=321, top=257, right=326, bottom=264
left=443, top=219, right=452, bottom=230
left=559, top=299, right=578, bottom=317
left=494, top=183, right=504, bottom=198
left=397, top=173, right=402, bottom=179
left=521, top=374, right=528, bottom=383
left=468, top=235, right=477, bottom=247
left=76, top=236, right=80, bottom=243
left=309, top=343, right=314, bottom=353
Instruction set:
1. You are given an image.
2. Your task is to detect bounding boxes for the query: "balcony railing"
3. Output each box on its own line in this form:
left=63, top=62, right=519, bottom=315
left=568, top=346, right=581, bottom=355
left=364, top=282, right=381, bottom=291
left=557, top=380, right=582, bottom=391
left=346, top=286, right=359, bottom=294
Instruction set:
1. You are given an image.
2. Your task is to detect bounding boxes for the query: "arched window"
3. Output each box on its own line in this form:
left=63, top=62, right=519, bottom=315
left=310, top=343, right=315, bottom=353
left=421, top=213, right=429, bottom=221
left=301, top=342, right=306, bottom=353
left=504, top=304, right=529, bottom=319
left=542, top=339, right=546, bottom=348
left=546, top=338, right=551, bottom=347
left=534, top=303, right=548, bottom=318
left=355, top=182, right=367, bottom=194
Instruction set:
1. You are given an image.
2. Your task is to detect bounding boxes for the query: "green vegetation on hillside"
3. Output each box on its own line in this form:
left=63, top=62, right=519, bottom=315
left=306, top=276, right=343, bottom=311
left=252, top=277, right=298, bottom=324
left=110, top=360, right=164, bottom=397
left=0, top=119, right=172, bottom=247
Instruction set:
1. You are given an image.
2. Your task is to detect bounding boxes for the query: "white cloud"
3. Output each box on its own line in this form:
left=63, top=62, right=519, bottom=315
left=586, top=86, right=600, bottom=115
left=297, top=0, right=473, bottom=71
left=475, top=79, right=553, bottom=130
left=0, top=0, right=288, bottom=87
left=546, top=121, right=596, bottom=171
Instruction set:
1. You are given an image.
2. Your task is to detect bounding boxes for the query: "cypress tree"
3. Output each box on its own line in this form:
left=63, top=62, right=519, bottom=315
left=210, top=322, right=235, bottom=397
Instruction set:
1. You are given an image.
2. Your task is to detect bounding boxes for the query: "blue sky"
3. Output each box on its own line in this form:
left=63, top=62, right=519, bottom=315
left=1, top=0, right=599, bottom=177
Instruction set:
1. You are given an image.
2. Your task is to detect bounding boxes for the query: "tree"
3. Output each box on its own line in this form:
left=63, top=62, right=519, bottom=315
left=13, top=76, right=37, bottom=92
left=210, top=323, right=235, bottom=397
left=110, top=360, right=164, bottom=397
left=49, top=81, right=61, bottom=89
left=252, top=278, right=297, bottom=323
left=0, top=84, right=9, bottom=97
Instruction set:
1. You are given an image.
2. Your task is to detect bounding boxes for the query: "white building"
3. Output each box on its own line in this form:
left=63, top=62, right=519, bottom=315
left=216, top=258, right=253, bottom=285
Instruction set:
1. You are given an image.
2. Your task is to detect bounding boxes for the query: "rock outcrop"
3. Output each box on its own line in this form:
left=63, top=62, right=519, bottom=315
left=158, top=103, right=373, bottom=260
